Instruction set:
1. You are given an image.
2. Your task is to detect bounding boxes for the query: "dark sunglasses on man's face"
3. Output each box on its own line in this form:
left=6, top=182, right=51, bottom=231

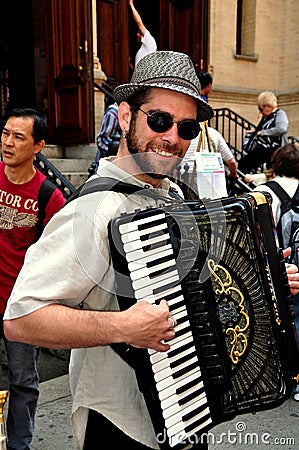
left=138, top=107, right=201, bottom=140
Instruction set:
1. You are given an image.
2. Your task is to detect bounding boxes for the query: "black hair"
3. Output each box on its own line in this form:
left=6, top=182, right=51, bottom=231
left=198, top=72, right=213, bottom=90
left=9, top=108, right=48, bottom=144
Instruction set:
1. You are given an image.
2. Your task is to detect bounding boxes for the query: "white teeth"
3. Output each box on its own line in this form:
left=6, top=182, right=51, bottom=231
left=153, top=148, right=173, bottom=157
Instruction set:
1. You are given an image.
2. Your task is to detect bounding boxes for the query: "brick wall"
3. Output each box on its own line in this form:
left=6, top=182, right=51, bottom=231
left=208, top=0, right=299, bottom=136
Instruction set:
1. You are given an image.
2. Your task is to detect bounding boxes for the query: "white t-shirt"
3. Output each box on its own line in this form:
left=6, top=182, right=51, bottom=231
left=135, top=29, right=157, bottom=66
left=254, top=175, right=299, bottom=226
left=182, top=127, right=234, bottom=172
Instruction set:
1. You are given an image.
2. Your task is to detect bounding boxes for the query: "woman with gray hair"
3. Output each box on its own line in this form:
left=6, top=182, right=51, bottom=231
left=239, top=90, right=289, bottom=174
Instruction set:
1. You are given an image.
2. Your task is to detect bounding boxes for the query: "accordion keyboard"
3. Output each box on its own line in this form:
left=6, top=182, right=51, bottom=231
left=117, top=211, right=212, bottom=447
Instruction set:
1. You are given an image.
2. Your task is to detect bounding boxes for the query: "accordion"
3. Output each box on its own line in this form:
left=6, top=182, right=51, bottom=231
left=108, top=192, right=299, bottom=450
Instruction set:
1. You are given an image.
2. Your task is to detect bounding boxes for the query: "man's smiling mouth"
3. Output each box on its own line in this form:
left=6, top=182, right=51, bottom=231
left=151, top=147, right=174, bottom=157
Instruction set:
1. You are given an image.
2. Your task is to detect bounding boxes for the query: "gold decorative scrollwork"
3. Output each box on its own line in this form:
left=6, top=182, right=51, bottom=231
left=208, top=259, right=249, bottom=365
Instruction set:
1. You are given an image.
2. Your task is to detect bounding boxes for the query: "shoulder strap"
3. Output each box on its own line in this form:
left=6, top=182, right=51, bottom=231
left=69, top=175, right=183, bottom=370
left=292, top=183, right=299, bottom=200
left=264, top=180, right=291, bottom=203
left=65, top=176, right=184, bottom=205
left=36, top=178, right=57, bottom=241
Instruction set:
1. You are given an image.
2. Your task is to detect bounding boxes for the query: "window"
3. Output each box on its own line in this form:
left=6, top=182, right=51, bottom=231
left=236, top=0, right=257, bottom=58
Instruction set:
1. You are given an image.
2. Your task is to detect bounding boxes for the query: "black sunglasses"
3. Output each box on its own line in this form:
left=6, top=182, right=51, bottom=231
left=138, top=107, right=200, bottom=140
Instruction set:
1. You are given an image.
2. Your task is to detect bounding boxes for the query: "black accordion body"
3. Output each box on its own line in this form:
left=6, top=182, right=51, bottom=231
left=108, top=192, right=299, bottom=450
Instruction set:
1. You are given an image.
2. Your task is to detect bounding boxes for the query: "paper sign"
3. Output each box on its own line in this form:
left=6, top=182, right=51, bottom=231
left=195, top=152, right=228, bottom=199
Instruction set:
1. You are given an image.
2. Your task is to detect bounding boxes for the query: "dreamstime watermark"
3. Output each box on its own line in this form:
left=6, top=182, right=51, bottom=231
left=156, top=421, right=296, bottom=447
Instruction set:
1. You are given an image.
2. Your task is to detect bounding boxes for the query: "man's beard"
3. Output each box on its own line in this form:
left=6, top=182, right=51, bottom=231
left=126, top=123, right=182, bottom=179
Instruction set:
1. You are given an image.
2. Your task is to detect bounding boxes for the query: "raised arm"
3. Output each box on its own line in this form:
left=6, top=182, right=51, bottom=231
left=128, top=0, right=146, bottom=36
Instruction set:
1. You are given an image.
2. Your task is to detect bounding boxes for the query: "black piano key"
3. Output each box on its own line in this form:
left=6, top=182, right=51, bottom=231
left=147, top=253, right=175, bottom=268
left=179, top=386, right=206, bottom=406
left=177, top=376, right=202, bottom=396
left=150, top=264, right=177, bottom=279
left=138, top=217, right=166, bottom=231
left=173, top=361, right=199, bottom=379
left=140, top=229, right=168, bottom=242
left=183, top=401, right=208, bottom=424
left=168, top=340, right=194, bottom=359
left=184, top=403, right=211, bottom=433
left=153, top=280, right=180, bottom=295
left=170, top=351, right=197, bottom=370
left=143, top=237, right=171, bottom=253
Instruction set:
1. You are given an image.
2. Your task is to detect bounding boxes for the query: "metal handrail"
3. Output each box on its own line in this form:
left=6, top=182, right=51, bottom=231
left=94, top=81, right=115, bottom=109
left=211, top=108, right=299, bottom=175
left=211, top=108, right=255, bottom=161
left=34, top=153, right=75, bottom=199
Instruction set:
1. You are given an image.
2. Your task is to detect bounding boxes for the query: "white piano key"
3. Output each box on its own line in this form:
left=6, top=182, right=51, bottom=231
left=123, top=232, right=171, bottom=254
left=172, top=308, right=188, bottom=321
left=168, top=294, right=185, bottom=308
left=168, top=305, right=187, bottom=320
left=170, top=317, right=191, bottom=337
left=166, top=328, right=193, bottom=348
left=134, top=273, right=179, bottom=299
left=133, top=268, right=178, bottom=291
left=150, top=333, right=194, bottom=364
left=127, top=246, right=174, bottom=271
left=143, top=284, right=182, bottom=304
left=154, top=355, right=199, bottom=383
left=147, top=328, right=193, bottom=362
left=150, top=333, right=193, bottom=365
left=158, top=369, right=203, bottom=402
left=152, top=345, right=197, bottom=374
left=156, top=366, right=201, bottom=393
left=119, top=212, right=166, bottom=233
left=165, top=395, right=209, bottom=431
left=130, top=259, right=177, bottom=282
left=169, top=415, right=213, bottom=448
left=121, top=222, right=168, bottom=244
left=162, top=387, right=206, bottom=419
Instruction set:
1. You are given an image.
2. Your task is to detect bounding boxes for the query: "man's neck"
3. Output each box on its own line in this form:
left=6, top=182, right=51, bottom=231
left=4, top=164, right=36, bottom=184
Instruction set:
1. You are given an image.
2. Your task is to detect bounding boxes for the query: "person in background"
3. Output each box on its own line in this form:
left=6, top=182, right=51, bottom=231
left=90, top=101, right=121, bottom=174
left=180, top=124, right=238, bottom=199
left=0, top=108, right=65, bottom=450
left=198, top=71, right=213, bottom=104
left=182, top=124, right=238, bottom=177
left=239, top=90, right=289, bottom=174
left=253, top=143, right=299, bottom=401
left=129, top=0, right=157, bottom=67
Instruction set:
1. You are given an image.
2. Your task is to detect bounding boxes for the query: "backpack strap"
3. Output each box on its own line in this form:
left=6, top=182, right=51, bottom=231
left=68, top=176, right=183, bottom=370
left=36, top=178, right=57, bottom=241
left=264, top=180, right=291, bottom=202
left=65, top=176, right=184, bottom=205
left=265, top=180, right=299, bottom=215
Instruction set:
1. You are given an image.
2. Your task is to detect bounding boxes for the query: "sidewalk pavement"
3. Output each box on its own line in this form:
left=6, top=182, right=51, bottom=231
left=13, top=373, right=299, bottom=450
left=31, top=374, right=74, bottom=450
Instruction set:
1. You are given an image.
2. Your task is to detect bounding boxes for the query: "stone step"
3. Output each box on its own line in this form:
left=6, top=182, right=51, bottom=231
left=49, top=158, right=92, bottom=173
left=43, top=144, right=97, bottom=160
left=63, top=173, right=89, bottom=188
left=41, top=144, right=97, bottom=188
